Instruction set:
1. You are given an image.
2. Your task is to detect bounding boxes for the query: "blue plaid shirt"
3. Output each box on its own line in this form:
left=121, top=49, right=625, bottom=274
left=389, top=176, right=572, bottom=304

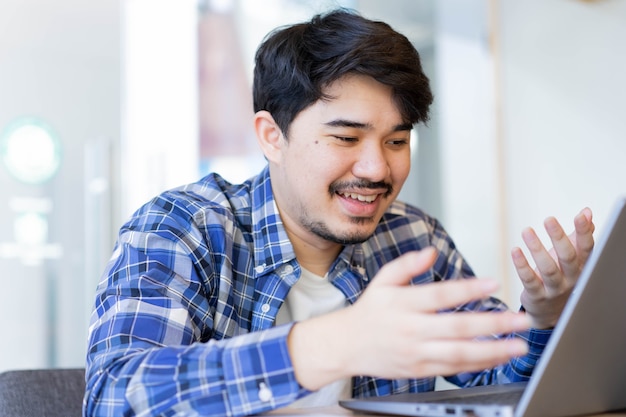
left=84, top=166, right=551, bottom=416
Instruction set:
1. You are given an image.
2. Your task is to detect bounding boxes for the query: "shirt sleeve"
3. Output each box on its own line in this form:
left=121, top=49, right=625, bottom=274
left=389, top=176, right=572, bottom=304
left=84, top=224, right=305, bottom=416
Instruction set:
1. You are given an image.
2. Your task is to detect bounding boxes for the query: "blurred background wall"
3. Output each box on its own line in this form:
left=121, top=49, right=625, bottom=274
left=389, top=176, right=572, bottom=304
left=0, top=0, right=624, bottom=372
left=0, top=0, right=119, bottom=370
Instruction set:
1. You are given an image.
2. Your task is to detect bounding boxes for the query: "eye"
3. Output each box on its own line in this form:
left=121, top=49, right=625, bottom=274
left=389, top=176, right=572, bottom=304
left=387, top=138, right=409, bottom=147
left=334, top=136, right=358, bottom=143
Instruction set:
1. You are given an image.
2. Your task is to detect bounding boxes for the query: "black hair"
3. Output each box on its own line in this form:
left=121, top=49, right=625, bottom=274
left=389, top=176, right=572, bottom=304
left=252, top=8, right=433, bottom=137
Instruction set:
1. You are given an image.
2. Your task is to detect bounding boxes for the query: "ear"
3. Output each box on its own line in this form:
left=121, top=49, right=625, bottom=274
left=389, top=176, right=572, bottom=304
left=254, top=110, right=285, bottom=163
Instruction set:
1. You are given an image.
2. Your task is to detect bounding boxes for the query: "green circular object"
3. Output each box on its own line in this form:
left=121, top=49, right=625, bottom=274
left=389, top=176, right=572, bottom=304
left=0, top=117, right=62, bottom=185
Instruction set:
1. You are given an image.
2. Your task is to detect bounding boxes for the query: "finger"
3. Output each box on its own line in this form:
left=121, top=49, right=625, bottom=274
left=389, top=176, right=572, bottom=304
left=578, top=206, right=594, bottom=226
left=399, top=278, right=501, bottom=313
left=543, top=216, right=579, bottom=282
left=511, top=246, right=544, bottom=296
left=410, top=339, right=529, bottom=378
left=573, top=208, right=595, bottom=261
left=521, top=227, right=562, bottom=288
left=416, top=311, right=531, bottom=340
left=370, top=248, right=437, bottom=287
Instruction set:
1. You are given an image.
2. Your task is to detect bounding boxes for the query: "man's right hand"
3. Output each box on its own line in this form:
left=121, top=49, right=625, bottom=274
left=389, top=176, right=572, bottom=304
left=288, top=248, right=530, bottom=391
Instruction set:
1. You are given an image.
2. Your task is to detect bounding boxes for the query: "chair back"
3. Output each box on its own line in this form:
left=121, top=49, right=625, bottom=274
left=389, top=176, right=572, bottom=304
left=0, top=368, right=85, bottom=417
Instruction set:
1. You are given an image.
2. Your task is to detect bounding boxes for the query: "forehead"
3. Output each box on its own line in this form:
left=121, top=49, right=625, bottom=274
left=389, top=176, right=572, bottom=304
left=312, top=74, right=406, bottom=124
left=322, top=74, right=393, bottom=102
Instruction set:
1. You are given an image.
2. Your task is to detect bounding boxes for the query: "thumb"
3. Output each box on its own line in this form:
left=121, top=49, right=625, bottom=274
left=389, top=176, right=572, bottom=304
left=370, top=247, right=437, bottom=288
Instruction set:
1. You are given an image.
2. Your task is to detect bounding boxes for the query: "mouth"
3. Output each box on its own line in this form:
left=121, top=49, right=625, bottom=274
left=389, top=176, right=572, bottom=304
left=330, top=180, right=393, bottom=201
left=330, top=180, right=393, bottom=217
left=338, top=191, right=379, bottom=203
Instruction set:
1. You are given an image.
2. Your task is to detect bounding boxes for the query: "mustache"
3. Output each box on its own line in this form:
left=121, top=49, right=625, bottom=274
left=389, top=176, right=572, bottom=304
left=329, top=179, right=394, bottom=199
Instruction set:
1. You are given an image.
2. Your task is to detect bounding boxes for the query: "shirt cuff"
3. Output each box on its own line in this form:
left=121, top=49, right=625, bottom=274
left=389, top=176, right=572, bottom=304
left=222, top=323, right=306, bottom=415
left=526, top=327, right=552, bottom=354
left=506, top=328, right=552, bottom=381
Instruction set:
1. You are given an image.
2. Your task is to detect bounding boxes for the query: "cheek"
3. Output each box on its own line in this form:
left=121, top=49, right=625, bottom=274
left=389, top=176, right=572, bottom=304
left=391, top=154, right=411, bottom=185
left=282, top=145, right=330, bottom=191
left=296, top=142, right=346, bottom=177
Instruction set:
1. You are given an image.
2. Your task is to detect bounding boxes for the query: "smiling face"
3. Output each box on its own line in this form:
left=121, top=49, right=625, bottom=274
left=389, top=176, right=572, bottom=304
left=257, top=74, right=412, bottom=253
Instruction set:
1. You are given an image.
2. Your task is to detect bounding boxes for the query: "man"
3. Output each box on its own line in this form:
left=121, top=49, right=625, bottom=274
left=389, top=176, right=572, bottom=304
left=84, top=9, right=594, bottom=417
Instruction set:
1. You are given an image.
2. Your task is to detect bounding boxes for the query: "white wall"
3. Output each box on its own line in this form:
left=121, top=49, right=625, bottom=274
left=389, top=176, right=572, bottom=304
left=436, top=0, right=626, bottom=307
left=122, top=0, right=200, bottom=218
left=498, top=0, right=626, bottom=303
left=434, top=0, right=504, bottom=294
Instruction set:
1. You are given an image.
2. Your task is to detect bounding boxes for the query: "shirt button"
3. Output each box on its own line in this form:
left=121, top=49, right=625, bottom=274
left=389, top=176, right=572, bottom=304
left=261, top=303, right=270, bottom=313
left=258, top=382, right=273, bottom=402
left=255, top=265, right=265, bottom=274
left=283, top=264, right=294, bottom=274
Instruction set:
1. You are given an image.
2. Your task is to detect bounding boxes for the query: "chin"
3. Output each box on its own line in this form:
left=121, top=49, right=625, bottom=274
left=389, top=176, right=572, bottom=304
left=312, top=224, right=375, bottom=245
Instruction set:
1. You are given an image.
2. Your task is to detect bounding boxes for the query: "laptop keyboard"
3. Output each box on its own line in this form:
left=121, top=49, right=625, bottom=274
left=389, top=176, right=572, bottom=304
left=423, top=389, right=524, bottom=406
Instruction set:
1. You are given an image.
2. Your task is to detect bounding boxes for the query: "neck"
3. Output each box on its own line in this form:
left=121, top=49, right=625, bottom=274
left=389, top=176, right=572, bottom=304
left=285, top=229, right=343, bottom=277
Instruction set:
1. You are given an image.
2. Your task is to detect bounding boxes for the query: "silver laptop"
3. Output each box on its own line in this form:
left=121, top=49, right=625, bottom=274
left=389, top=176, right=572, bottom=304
left=340, top=198, right=626, bottom=417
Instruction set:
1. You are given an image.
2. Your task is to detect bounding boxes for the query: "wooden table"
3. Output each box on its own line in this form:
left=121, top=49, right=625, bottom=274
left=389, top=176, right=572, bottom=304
left=266, top=404, right=626, bottom=416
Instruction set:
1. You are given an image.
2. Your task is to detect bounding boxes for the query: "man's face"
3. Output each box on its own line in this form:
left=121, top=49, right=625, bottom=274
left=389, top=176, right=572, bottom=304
left=268, top=74, right=412, bottom=248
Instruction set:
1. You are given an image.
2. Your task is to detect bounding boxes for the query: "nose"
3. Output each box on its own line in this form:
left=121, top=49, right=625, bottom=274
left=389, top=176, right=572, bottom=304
left=351, top=141, right=391, bottom=182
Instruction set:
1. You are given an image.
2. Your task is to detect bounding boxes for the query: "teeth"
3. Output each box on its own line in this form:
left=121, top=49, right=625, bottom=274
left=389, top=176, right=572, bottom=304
left=341, top=192, right=377, bottom=203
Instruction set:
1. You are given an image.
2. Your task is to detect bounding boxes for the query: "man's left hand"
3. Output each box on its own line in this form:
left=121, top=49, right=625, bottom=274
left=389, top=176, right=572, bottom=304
left=511, top=207, right=595, bottom=329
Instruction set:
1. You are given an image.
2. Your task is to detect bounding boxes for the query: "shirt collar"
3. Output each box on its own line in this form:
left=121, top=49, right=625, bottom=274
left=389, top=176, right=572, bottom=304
left=250, top=166, right=297, bottom=277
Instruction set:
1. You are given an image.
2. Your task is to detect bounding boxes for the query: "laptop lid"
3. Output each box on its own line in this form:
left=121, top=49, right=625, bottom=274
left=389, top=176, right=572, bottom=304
left=517, top=197, right=626, bottom=416
left=340, top=197, right=626, bottom=417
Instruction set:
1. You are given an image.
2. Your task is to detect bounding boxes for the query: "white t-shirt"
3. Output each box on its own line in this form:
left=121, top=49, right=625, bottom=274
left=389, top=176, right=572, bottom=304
left=275, top=266, right=351, bottom=408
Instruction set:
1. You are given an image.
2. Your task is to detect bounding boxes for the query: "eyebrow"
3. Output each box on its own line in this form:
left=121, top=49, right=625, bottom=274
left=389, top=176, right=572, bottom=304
left=324, top=119, right=413, bottom=132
